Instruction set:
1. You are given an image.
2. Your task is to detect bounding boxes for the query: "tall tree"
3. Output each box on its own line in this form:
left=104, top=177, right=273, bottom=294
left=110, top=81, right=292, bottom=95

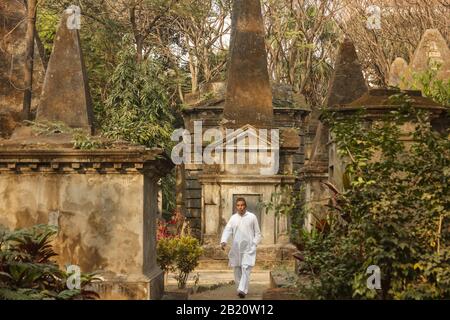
left=22, top=0, right=37, bottom=119
left=263, top=0, right=341, bottom=106
left=338, top=0, right=449, bottom=86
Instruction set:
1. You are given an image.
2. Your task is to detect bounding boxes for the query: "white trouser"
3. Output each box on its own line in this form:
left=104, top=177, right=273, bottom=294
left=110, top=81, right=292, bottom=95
left=233, top=265, right=253, bottom=294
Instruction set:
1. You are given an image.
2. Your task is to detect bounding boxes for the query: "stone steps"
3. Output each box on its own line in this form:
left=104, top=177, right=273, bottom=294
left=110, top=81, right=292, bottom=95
left=198, top=243, right=298, bottom=271
left=197, top=258, right=295, bottom=271
left=166, top=270, right=270, bottom=287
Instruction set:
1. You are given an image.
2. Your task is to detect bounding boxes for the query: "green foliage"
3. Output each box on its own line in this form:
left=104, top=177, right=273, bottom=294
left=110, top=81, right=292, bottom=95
left=173, top=236, right=203, bottom=289
left=300, top=93, right=449, bottom=300
left=156, top=236, right=203, bottom=289
left=156, top=238, right=177, bottom=274
left=72, top=130, right=108, bottom=150
left=411, top=65, right=450, bottom=106
left=261, top=185, right=306, bottom=244
left=25, top=120, right=72, bottom=136
left=0, top=225, right=100, bottom=300
left=100, top=38, right=176, bottom=151
left=161, top=171, right=177, bottom=216
left=24, top=121, right=108, bottom=150
left=36, top=8, right=59, bottom=59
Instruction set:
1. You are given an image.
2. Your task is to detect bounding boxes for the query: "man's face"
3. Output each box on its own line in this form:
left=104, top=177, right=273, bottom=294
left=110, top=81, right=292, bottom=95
left=236, top=201, right=247, bottom=215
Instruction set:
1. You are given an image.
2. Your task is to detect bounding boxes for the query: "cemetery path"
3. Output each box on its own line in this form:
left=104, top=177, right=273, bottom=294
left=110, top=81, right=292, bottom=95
left=166, top=270, right=271, bottom=300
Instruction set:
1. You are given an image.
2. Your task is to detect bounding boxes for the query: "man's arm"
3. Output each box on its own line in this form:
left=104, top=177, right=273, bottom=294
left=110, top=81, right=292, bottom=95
left=252, top=216, right=262, bottom=247
left=220, top=217, right=233, bottom=249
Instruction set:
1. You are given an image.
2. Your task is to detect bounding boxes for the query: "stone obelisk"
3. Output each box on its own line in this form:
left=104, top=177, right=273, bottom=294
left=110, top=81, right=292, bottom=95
left=223, top=0, right=273, bottom=128
left=326, top=38, right=368, bottom=108
left=36, top=7, right=94, bottom=133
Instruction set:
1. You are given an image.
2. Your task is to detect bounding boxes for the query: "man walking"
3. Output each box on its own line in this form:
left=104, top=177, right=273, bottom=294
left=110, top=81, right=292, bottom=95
left=220, top=197, right=262, bottom=298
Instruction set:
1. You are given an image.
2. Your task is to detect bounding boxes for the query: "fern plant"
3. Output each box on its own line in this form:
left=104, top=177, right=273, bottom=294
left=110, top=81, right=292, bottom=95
left=0, top=225, right=100, bottom=300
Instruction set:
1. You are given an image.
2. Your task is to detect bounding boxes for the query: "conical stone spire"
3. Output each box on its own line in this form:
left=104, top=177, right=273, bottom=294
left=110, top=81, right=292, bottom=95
left=326, top=37, right=368, bottom=107
left=36, top=7, right=94, bottom=133
left=410, top=29, right=450, bottom=81
left=223, top=0, right=273, bottom=128
left=309, top=38, right=368, bottom=162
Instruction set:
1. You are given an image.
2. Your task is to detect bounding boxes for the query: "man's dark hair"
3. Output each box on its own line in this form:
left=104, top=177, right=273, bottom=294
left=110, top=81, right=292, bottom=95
left=236, top=197, right=247, bottom=205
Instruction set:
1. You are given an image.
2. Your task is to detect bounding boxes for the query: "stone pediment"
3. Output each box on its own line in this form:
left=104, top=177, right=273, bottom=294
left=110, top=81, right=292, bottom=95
left=199, top=124, right=281, bottom=176
left=207, top=124, right=278, bottom=152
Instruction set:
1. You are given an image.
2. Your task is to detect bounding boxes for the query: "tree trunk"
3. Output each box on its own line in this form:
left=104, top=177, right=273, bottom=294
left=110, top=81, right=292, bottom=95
left=22, top=0, right=37, bottom=120
left=34, top=26, right=48, bottom=70
left=129, top=6, right=143, bottom=62
left=188, top=49, right=199, bottom=93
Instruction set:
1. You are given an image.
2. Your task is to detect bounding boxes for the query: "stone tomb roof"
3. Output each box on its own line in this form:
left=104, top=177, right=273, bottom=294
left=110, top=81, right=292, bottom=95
left=326, top=88, right=445, bottom=119
left=0, top=125, right=172, bottom=175
left=184, top=82, right=310, bottom=112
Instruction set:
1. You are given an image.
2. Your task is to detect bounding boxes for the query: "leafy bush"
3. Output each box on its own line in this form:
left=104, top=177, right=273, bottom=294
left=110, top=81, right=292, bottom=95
left=100, top=37, right=177, bottom=152
left=173, top=236, right=203, bottom=289
left=0, top=225, right=100, bottom=300
left=157, top=234, right=203, bottom=289
left=156, top=238, right=177, bottom=274
left=410, top=64, right=450, bottom=105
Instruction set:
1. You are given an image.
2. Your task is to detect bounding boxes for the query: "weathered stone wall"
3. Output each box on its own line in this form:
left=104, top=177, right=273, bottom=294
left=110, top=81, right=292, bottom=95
left=180, top=106, right=223, bottom=239
left=0, top=171, right=163, bottom=300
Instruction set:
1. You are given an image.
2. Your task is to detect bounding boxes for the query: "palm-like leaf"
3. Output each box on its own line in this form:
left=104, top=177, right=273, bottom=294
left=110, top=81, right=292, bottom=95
left=0, top=225, right=100, bottom=300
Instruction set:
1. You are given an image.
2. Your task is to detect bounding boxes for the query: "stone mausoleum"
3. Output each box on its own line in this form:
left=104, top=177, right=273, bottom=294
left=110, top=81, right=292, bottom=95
left=178, top=0, right=310, bottom=268
left=0, top=9, right=172, bottom=299
left=301, top=31, right=449, bottom=230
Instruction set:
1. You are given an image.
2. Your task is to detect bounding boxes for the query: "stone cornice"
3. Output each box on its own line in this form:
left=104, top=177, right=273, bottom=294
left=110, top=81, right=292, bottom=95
left=198, top=174, right=296, bottom=185
left=327, top=104, right=446, bottom=118
left=0, top=148, right=173, bottom=175
left=182, top=102, right=311, bottom=115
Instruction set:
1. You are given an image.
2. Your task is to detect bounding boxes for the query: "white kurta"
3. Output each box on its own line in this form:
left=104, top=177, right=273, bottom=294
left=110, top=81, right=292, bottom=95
left=220, top=211, right=262, bottom=267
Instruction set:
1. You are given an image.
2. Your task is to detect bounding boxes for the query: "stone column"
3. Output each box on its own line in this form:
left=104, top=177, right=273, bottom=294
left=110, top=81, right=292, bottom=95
left=202, top=181, right=221, bottom=245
